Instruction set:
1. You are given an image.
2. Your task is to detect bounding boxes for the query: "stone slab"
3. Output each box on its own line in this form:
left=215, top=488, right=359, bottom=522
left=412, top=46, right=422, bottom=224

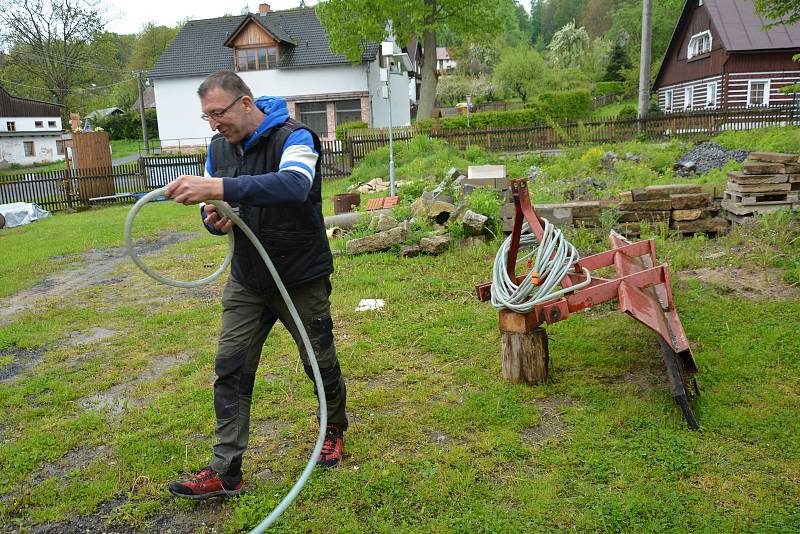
left=722, top=200, right=799, bottom=217
left=727, top=171, right=787, bottom=185
left=670, top=193, right=711, bottom=210
left=618, top=191, right=634, bottom=203
left=672, top=208, right=711, bottom=221
left=618, top=199, right=673, bottom=211
left=748, top=151, right=799, bottom=164
left=742, top=161, right=787, bottom=175
left=670, top=216, right=730, bottom=234
left=632, top=184, right=702, bottom=201
left=346, top=226, right=407, bottom=255
left=532, top=205, right=573, bottom=227
left=726, top=181, right=791, bottom=193
left=555, top=201, right=601, bottom=218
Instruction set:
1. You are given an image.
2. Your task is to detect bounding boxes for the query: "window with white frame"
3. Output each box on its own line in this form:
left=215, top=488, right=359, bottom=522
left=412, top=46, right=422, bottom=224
left=747, top=80, right=770, bottom=107
left=706, top=82, right=717, bottom=107
left=688, top=31, right=712, bottom=59
left=684, top=86, right=694, bottom=109
left=665, top=89, right=674, bottom=111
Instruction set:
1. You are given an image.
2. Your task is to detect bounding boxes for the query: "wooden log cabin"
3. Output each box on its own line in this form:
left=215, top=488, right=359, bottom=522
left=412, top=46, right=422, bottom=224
left=653, top=0, right=800, bottom=112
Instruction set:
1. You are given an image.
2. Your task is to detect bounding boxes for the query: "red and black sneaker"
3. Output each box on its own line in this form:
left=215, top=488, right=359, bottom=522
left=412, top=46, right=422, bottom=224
left=168, top=467, right=243, bottom=500
left=317, top=424, right=344, bottom=468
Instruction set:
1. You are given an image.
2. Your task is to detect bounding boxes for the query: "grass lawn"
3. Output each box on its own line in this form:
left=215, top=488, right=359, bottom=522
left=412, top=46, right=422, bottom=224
left=0, top=183, right=798, bottom=532
left=591, top=100, right=637, bottom=119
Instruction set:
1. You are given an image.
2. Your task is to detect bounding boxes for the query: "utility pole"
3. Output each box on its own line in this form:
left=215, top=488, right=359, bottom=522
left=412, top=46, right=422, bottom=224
left=137, top=71, right=150, bottom=154
left=637, top=0, right=653, bottom=122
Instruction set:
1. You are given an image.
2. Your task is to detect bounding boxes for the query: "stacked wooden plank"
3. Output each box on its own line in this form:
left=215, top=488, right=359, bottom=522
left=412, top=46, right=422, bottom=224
left=616, top=184, right=728, bottom=236
left=722, top=152, right=800, bottom=224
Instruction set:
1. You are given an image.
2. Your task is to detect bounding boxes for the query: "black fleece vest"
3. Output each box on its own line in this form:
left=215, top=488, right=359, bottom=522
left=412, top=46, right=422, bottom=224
left=209, top=119, right=332, bottom=293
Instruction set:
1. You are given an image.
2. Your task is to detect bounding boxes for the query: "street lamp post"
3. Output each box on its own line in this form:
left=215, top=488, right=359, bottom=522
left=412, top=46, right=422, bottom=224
left=381, top=41, right=396, bottom=197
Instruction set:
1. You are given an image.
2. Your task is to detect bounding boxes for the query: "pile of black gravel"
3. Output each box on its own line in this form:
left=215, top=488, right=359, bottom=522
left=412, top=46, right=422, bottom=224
left=674, top=141, right=750, bottom=176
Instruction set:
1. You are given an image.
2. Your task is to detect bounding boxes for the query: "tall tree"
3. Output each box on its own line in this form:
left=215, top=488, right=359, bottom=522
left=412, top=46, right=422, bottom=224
left=547, top=20, right=590, bottom=68
left=130, top=22, right=180, bottom=71
left=493, top=46, right=546, bottom=102
left=0, top=0, right=106, bottom=117
left=603, top=40, right=630, bottom=81
left=579, top=0, right=615, bottom=39
left=316, top=0, right=500, bottom=120
left=529, top=0, right=544, bottom=45
left=754, top=0, right=800, bottom=25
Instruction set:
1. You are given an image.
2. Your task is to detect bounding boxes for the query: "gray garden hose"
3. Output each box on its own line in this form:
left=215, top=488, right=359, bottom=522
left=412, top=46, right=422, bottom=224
left=124, top=187, right=327, bottom=532
left=491, top=218, right=592, bottom=313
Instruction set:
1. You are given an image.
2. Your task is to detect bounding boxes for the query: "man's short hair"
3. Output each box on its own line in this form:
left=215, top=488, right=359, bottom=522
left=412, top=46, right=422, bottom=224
left=198, top=70, right=253, bottom=99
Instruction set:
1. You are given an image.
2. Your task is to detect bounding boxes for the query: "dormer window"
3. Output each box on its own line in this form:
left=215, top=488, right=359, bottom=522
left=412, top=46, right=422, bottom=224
left=688, top=31, right=711, bottom=59
left=237, top=46, right=278, bottom=71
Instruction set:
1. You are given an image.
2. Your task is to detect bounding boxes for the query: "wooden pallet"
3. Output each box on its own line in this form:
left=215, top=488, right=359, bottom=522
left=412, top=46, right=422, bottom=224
left=722, top=199, right=799, bottom=217
left=723, top=190, right=798, bottom=205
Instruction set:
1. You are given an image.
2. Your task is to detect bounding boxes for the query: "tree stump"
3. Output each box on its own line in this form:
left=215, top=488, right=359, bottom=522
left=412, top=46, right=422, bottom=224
left=500, top=327, right=549, bottom=384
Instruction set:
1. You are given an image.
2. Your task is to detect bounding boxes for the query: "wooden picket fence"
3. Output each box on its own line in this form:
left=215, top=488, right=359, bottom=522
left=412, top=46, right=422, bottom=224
left=2, top=105, right=797, bottom=210
left=341, top=105, right=799, bottom=166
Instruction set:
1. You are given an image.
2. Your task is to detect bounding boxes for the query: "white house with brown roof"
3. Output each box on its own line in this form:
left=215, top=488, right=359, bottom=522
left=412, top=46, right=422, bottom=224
left=148, top=4, right=411, bottom=145
left=0, top=85, right=64, bottom=166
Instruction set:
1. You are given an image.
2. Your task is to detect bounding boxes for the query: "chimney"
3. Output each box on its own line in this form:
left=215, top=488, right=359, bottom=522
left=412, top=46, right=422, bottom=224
left=258, top=3, right=270, bottom=15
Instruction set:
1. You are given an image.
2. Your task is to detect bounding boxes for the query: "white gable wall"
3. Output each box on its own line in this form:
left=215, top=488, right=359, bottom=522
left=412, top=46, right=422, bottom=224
left=1, top=116, right=62, bottom=132
left=153, top=64, right=374, bottom=145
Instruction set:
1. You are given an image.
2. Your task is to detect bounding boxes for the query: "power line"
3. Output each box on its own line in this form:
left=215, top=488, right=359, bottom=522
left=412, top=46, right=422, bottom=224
left=0, top=76, right=134, bottom=92
left=3, top=49, right=132, bottom=75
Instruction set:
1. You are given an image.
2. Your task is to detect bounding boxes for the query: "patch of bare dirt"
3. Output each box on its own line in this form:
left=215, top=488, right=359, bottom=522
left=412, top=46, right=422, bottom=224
left=78, top=351, right=191, bottom=417
left=680, top=267, right=800, bottom=300
left=0, top=347, right=45, bottom=383
left=27, top=496, right=226, bottom=534
left=28, top=445, right=112, bottom=486
left=0, top=232, right=198, bottom=321
left=600, top=353, right=669, bottom=394
left=65, top=327, right=118, bottom=346
left=520, top=395, right=572, bottom=446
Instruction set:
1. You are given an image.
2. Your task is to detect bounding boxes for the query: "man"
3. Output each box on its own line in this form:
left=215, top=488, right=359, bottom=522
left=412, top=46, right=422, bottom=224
left=165, top=70, right=347, bottom=499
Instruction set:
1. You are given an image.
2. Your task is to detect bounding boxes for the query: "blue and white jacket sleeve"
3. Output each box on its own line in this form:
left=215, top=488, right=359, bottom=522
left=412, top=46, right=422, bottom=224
left=221, top=129, right=318, bottom=207
left=199, top=147, right=227, bottom=236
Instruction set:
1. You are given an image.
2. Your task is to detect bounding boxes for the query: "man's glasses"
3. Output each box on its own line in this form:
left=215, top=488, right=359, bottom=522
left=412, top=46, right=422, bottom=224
left=201, top=95, right=243, bottom=121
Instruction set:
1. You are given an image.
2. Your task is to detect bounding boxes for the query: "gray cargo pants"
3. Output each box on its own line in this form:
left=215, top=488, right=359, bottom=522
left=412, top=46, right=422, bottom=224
left=209, top=275, right=347, bottom=476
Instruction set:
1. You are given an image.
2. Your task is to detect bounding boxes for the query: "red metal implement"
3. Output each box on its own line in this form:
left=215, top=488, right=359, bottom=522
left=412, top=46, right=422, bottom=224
left=477, top=179, right=700, bottom=428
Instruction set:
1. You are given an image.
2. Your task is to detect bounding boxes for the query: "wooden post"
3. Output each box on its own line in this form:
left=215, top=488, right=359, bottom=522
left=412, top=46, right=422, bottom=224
left=498, top=310, right=549, bottom=384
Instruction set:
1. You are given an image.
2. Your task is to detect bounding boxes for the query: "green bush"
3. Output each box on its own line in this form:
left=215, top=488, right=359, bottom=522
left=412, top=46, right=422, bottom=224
left=335, top=121, right=368, bottom=141
left=94, top=109, right=159, bottom=140
left=594, top=81, right=624, bottom=96
left=536, top=89, right=591, bottom=120
left=416, top=91, right=590, bottom=131
left=416, top=106, right=548, bottom=131
left=617, top=104, right=638, bottom=119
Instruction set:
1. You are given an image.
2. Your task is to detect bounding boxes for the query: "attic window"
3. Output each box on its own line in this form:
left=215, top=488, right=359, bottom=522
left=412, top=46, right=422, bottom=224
left=688, top=31, right=711, bottom=59
left=236, top=46, right=277, bottom=71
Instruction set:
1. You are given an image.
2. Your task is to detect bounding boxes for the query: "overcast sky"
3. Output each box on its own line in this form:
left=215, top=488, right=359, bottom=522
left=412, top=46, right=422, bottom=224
left=103, top=0, right=319, bottom=35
